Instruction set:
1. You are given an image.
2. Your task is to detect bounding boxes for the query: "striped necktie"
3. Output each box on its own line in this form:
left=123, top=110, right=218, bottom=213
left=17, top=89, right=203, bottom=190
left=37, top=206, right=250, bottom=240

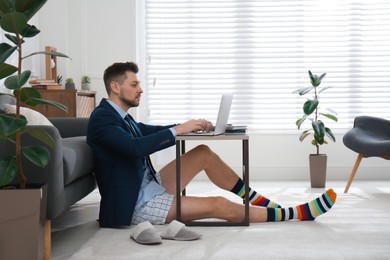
left=124, top=115, right=141, bottom=137
left=124, top=114, right=159, bottom=183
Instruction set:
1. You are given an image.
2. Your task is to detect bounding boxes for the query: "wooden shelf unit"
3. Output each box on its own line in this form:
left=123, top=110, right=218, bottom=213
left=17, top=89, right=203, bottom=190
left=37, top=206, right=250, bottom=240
left=25, top=89, right=96, bottom=118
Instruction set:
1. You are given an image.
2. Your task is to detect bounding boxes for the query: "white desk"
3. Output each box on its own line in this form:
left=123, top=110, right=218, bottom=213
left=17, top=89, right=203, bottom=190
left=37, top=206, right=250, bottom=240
left=175, top=134, right=250, bottom=226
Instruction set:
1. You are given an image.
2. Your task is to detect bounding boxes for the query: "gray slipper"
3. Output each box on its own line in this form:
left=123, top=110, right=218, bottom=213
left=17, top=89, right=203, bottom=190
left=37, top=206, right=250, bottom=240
left=160, top=220, right=202, bottom=241
left=130, top=221, right=162, bottom=245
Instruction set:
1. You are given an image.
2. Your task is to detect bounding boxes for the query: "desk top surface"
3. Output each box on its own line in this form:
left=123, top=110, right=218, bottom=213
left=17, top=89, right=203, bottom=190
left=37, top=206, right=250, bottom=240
left=176, top=134, right=249, bottom=141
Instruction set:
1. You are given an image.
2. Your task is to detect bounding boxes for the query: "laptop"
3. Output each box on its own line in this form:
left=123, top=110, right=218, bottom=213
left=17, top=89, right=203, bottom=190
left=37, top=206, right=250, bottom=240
left=178, top=94, right=233, bottom=136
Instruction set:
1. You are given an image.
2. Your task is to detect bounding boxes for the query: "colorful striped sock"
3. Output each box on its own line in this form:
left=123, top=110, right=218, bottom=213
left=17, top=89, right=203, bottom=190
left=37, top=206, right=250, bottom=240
left=231, top=179, right=281, bottom=208
left=266, top=189, right=337, bottom=221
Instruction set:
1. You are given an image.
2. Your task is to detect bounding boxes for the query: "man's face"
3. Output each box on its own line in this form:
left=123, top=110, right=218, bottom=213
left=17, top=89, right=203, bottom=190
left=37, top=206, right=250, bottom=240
left=116, top=71, right=143, bottom=108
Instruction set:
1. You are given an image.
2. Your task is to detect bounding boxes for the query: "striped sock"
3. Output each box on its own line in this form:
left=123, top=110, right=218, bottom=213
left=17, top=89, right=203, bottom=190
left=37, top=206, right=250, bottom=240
left=231, top=179, right=281, bottom=208
left=266, top=189, right=337, bottom=221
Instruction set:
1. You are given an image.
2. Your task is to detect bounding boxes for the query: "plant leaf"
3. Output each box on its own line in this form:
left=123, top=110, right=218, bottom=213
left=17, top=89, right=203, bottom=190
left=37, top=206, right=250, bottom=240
left=14, top=0, right=48, bottom=22
left=23, top=50, right=71, bottom=60
left=292, top=86, right=313, bottom=96
left=314, top=132, right=325, bottom=145
left=325, top=127, right=336, bottom=142
left=0, top=63, right=18, bottom=80
left=4, top=33, right=22, bottom=45
left=0, top=156, right=17, bottom=187
left=318, top=72, right=327, bottom=82
left=303, top=99, right=319, bottom=115
left=0, top=42, right=17, bottom=64
left=0, top=113, right=27, bottom=137
left=0, top=1, right=12, bottom=17
left=312, top=120, right=325, bottom=138
left=21, top=146, right=50, bottom=168
left=296, top=114, right=308, bottom=129
left=30, top=97, right=68, bottom=112
left=20, top=24, right=40, bottom=38
left=320, top=113, right=338, bottom=122
left=0, top=12, right=27, bottom=34
left=4, top=70, right=31, bottom=89
left=26, top=128, right=55, bottom=149
left=299, top=130, right=311, bottom=142
left=19, top=87, right=41, bottom=105
left=318, top=86, right=332, bottom=94
left=308, top=70, right=326, bottom=87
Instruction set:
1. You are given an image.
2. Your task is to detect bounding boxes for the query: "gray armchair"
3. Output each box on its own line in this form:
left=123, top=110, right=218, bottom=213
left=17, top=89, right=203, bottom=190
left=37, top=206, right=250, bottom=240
left=0, top=96, right=96, bottom=249
left=343, top=116, right=390, bottom=193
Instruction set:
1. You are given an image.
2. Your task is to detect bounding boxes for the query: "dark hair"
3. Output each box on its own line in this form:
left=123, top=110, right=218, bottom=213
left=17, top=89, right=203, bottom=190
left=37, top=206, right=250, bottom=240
left=103, top=62, right=139, bottom=94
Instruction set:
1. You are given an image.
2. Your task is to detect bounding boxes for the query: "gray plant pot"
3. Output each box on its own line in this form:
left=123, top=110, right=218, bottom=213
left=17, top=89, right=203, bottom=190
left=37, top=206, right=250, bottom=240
left=309, top=154, right=327, bottom=188
left=81, top=82, right=91, bottom=91
left=65, top=82, right=75, bottom=90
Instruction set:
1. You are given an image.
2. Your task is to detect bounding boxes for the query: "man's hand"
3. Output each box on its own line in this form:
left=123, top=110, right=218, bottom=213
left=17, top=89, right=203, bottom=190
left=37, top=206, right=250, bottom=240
left=173, top=119, right=214, bottom=135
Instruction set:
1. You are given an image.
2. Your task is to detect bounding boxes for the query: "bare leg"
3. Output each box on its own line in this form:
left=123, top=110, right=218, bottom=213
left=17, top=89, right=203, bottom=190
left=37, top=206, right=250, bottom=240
left=159, top=144, right=239, bottom=194
left=165, top=196, right=268, bottom=223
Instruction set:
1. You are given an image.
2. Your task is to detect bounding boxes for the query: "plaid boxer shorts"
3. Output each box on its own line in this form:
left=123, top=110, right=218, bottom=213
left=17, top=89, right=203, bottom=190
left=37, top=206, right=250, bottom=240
left=131, top=172, right=175, bottom=225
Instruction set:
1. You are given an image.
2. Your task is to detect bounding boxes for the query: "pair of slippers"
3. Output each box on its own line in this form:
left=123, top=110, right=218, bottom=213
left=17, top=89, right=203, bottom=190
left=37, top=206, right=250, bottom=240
left=130, top=220, right=202, bottom=245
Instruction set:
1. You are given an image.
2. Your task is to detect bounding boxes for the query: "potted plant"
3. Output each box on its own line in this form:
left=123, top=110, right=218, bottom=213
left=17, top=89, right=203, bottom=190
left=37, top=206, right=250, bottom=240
left=81, top=75, right=91, bottom=90
left=0, top=0, right=70, bottom=259
left=65, top=77, right=75, bottom=90
left=293, top=70, right=338, bottom=188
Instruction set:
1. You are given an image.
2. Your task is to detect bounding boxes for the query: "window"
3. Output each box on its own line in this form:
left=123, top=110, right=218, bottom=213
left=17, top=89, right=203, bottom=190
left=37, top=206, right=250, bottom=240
left=139, top=0, right=390, bottom=133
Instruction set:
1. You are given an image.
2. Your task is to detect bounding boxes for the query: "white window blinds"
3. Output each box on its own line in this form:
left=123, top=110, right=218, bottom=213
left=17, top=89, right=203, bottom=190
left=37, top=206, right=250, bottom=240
left=142, top=0, right=390, bottom=133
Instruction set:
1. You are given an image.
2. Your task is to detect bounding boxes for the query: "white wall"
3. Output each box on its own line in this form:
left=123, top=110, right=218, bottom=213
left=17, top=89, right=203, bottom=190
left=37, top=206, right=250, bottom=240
left=37, top=0, right=390, bottom=182
left=38, top=0, right=137, bottom=104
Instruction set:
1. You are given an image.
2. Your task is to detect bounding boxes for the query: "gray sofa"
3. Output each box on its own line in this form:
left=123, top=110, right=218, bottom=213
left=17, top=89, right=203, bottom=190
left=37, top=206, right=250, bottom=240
left=0, top=95, right=96, bottom=221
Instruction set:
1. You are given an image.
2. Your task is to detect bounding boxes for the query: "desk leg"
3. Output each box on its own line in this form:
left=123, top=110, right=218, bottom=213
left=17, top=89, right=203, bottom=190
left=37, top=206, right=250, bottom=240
left=175, top=140, right=182, bottom=222
left=243, top=139, right=250, bottom=226
left=181, top=140, right=186, bottom=196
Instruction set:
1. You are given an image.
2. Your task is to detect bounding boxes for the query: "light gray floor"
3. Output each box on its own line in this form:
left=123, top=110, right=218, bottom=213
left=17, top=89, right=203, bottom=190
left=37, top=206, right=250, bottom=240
left=52, top=181, right=390, bottom=260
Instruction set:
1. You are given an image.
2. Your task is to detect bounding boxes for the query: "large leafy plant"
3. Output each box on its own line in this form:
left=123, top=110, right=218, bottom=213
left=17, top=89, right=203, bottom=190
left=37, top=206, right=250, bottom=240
left=293, top=70, right=338, bottom=155
left=0, top=0, right=69, bottom=189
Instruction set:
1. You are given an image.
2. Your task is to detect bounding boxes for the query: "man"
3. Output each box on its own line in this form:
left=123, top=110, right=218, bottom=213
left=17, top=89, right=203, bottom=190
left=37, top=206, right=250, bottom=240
left=87, top=61, right=336, bottom=228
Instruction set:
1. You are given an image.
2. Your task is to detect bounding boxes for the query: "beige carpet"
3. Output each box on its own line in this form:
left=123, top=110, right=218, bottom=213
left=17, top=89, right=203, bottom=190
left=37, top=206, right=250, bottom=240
left=68, top=192, right=390, bottom=260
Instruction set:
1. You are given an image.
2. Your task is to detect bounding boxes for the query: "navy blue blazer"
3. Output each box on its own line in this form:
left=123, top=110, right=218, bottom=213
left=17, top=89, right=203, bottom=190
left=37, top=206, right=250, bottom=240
left=87, top=99, right=176, bottom=227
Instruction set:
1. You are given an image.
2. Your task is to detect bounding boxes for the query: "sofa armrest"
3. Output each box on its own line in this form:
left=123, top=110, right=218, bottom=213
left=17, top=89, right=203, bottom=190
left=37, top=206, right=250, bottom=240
left=49, top=117, right=89, bottom=138
left=0, top=125, right=66, bottom=219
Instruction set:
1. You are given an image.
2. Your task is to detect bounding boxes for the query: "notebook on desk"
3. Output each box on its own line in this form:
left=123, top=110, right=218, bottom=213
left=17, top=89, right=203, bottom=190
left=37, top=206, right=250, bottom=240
left=178, top=94, right=233, bottom=136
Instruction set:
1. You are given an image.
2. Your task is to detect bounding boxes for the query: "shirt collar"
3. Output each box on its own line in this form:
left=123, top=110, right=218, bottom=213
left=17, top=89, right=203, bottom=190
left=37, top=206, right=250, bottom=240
left=106, top=98, right=128, bottom=119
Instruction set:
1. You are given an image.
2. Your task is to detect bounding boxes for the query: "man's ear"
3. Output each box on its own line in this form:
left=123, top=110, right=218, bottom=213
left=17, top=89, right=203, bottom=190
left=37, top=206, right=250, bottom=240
left=110, top=81, right=120, bottom=94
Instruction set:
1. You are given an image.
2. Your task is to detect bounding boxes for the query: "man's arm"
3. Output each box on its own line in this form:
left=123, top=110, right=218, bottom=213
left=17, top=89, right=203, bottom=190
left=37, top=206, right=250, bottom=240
left=88, top=109, right=176, bottom=159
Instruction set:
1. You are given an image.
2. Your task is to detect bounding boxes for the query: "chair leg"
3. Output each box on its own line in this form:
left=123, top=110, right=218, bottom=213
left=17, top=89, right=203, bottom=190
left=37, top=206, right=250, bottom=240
left=344, top=154, right=364, bottom=193
left=44, top=219, right=51, bottom=260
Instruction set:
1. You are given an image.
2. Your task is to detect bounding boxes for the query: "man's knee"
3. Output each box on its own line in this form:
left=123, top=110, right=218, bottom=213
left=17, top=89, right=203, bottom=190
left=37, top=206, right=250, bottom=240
left=194, top=144, right=212, bottom=154
left=210, top=196, right=229, bottom=212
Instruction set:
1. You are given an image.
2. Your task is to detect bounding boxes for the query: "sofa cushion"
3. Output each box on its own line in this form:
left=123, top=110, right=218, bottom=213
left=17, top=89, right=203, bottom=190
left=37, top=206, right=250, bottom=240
left=62, top=136, right=94, bottom=186
left=3, top=104, right=53, bottom=126
left=0, top=95, right=16, bottom=113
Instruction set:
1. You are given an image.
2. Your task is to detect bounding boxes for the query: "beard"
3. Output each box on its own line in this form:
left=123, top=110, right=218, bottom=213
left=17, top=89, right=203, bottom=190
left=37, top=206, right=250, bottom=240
left=119, top=96, right=139, bottom=107
left=118, top=88, right=141, bottom=107
left=118, top=94, right=140, bottom=108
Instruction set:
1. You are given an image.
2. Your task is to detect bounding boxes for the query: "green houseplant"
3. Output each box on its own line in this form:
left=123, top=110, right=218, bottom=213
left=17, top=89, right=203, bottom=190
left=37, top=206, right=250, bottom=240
left=81, top=75, right=91, bottom=90
left=0, top=0, right=70, bottom=259
left=65, top=77, right=75, bottom=90
left=293, top=70, right=338, bottom=187
left=0, top=0, right=69, bottom=189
